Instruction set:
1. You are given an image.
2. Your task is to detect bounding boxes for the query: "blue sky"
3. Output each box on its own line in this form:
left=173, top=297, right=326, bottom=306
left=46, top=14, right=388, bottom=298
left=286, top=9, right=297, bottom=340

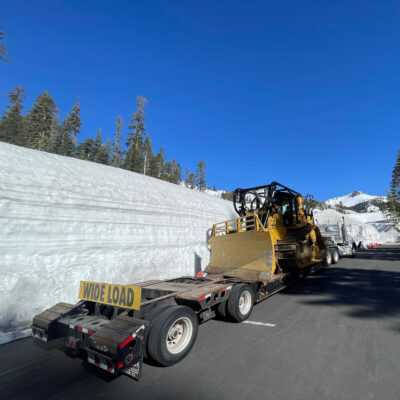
left=1, top=0, right=399, bottom=199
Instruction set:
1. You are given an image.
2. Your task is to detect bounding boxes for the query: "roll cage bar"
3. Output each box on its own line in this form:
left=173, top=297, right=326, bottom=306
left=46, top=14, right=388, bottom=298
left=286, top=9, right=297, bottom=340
left=233, top=181, right=302, bottom=224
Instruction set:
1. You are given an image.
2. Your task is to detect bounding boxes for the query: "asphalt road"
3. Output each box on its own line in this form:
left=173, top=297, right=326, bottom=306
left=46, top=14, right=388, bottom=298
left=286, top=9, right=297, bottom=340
left=1, top=245, right=400, bottom=400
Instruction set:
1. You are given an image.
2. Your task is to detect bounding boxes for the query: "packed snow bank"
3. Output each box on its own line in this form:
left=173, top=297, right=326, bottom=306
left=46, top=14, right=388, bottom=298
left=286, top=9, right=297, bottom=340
left=0, top=143, right=236, bottom=339
left=314, top=209, right=383, bottom=244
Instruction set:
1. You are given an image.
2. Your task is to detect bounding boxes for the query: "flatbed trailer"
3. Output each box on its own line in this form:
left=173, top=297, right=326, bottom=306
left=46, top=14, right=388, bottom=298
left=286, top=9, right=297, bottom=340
left=32, top=262, right=324, bottom=380
left=32, top=181, right=333, bottom=380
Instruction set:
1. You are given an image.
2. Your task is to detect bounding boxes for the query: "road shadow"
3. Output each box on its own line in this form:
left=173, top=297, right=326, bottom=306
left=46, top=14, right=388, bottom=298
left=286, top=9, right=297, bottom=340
left=355, top=246, right=400, bottom=261
left=281, top=262, right=400, bottom=332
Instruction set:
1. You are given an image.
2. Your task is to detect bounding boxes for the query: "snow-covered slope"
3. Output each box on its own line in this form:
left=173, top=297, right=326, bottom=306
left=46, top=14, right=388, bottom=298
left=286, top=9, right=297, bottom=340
left=325, top=190, right=386, bottom=209
left=0, top=143, right=236, bottom=338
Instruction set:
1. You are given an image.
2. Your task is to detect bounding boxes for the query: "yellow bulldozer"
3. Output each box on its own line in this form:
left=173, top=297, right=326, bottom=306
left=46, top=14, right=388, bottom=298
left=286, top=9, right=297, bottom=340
left=206, top=181, right=329, bottom=281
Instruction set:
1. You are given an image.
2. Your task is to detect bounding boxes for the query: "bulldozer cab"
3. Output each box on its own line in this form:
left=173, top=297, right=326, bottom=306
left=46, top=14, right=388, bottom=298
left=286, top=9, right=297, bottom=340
left=276, top=192, right=298, bottom=227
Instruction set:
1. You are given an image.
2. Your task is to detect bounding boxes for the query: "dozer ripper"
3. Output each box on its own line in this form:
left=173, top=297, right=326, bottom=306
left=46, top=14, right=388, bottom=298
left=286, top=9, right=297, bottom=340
left=32, top=182, right=336, bottom=380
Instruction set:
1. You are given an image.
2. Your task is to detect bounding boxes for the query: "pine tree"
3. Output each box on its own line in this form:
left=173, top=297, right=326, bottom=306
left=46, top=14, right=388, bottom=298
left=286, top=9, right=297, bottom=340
left=95, top=144, right=110, bottom=165
left=125, top=95, right=147, bottom=172
left=69, top=98, right=82, bottom=145
left=93, top=128, right=103, bottom=159
left=149, top=147, right=164, bottom=178
left=0, top=86, right=26, bottom=145
left=76, top=136, right=95, bottom=160
left=0, top=25, right=10, bottom=62
left=112, top=116, right=123, bottom=167
left=169, top=160, right=182, bottom=184
left=221, top=191, right=234, bottom=201
left=186, top=172, right=196, bottom=189
left=54, top=116, right=75, bottom=156
left=213, top=185, right=216, bottom=191
left=336, top=201, right=345, bottom=214
left=387, top=149, right=400, bottom=224
left=143, top=135, right=154, bottom=175
left=162, top=160, right=172, bottom=181
left=26, top=91, right=58, bottom=152
left=195, top=160, right=206, bottom=191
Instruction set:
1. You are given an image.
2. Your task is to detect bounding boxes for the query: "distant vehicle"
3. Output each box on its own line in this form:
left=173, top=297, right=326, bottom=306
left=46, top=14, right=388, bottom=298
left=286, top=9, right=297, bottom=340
left=318, top=218, right=355, bottom=258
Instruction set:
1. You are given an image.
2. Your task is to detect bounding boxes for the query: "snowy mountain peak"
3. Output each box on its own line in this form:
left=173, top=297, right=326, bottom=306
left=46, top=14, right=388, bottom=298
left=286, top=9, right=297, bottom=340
left=350, top=190, right=363, bottom=197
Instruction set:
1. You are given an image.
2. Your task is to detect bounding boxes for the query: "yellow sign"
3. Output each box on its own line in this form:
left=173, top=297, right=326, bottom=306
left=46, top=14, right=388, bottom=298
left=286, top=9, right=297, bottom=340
left=79, top=281, right=142, bottom=310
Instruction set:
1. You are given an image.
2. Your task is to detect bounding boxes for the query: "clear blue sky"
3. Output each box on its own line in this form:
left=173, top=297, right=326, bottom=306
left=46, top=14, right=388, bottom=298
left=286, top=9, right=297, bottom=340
left=1, top=0, right=399, bottom=200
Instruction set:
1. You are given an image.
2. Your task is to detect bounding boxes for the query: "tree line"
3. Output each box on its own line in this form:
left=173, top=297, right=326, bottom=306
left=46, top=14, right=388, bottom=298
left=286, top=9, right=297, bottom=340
left=0, top=87, right=209, bottom=190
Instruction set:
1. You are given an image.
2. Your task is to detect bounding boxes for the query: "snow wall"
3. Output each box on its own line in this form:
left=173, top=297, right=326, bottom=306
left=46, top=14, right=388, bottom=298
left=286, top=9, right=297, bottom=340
left=313, top=209, right=382, bottom=244
left=0, top=143, right=236, bottom=336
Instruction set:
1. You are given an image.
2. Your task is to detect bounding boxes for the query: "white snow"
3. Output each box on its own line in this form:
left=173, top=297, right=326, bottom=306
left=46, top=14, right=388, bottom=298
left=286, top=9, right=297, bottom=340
left=314, top=209, right=399, bottom=244
left=325, top=191, right=386, bottom=208
left=0, top=142, right=236, bottom=340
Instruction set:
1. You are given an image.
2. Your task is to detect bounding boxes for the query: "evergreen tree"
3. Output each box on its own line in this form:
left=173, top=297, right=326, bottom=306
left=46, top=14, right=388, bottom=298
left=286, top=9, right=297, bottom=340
left=76, top=136, right=95, bottom=160
left=125, top=95, right=147, bottom=172
left=93, top=128, right=103, bottom=158
left=162, top=160, right=172, bottom=181
left=0, top=86, right=26, bottom=145
left=336, top=201, right=345, bottom=214
left=0, top=25, right=10, bottom=62
left=185, top=170, right=196, bottom=189
left=195, top=160, right=206, bottom=191
left=95, top=144, right=110, bottom=165
left=25, top=91, right=58, bottom=152
left=149, top=147, right=164, bottom=178
left=387, top=149, right=400, bottom=224
left=112, top=116, right=123, bottom=167
left=213, top=185, right=216, bottom=191
left=143, top=135, right=154, bottom=175
left=54, top=116, right=75, bottom=156
left=69, top=98, right=82, bottom=145
left=169, top=160, right=182, bottom=184
left=221, top=191, right=234, bottom=201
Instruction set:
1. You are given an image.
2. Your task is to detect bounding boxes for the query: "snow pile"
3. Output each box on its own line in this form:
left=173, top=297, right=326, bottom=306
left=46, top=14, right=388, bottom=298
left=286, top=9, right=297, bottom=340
left=314, top=209, right=383, bottom=244
left=0, top=143, right=236, bottom=337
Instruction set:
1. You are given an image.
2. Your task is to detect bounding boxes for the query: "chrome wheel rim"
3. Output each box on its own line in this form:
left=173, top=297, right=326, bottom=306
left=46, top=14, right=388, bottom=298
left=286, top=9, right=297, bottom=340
left=166, top=317, right=193, bottom=354
left=238, top=291, right=252, bottom=315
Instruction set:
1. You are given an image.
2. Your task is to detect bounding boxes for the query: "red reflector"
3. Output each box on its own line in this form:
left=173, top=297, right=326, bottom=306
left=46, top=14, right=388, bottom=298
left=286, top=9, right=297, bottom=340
left=221, top=287, right=227, bottom=292
left=87, top=329, right=94, bottom=335
left=196, top=271, right=204, bottom=277
left=198, top=295, right=206, bottom=302
left=117, top=362, right=124, bottom=369
left=77, top=326, right=83, bottom=332
left=119, top=335, right=134, bottom=349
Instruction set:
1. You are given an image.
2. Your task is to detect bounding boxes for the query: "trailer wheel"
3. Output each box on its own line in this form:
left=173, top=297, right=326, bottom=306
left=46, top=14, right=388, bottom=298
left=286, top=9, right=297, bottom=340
left=331, top=248, right=339, bottom=264
left=226, top=284, right=255, bottom=322
left=147, top=306, right=198, bottom=367
left=323, top=249, right=332, bottom=266
left=215, top=299, right=228, bottom=320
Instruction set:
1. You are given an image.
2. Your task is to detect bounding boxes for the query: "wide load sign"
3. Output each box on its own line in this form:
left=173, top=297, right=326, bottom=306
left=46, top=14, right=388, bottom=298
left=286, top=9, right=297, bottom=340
left=78, top=281, right=142, bottom=310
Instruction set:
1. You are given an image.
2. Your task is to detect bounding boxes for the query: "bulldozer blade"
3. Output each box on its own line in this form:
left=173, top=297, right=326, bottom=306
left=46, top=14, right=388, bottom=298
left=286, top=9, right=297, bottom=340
left=205, top=230, right=275, bottom=281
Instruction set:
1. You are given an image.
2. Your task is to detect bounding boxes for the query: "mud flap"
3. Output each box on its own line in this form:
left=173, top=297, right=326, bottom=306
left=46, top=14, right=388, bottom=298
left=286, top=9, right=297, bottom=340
left=124, top=356, right=143, bottom=380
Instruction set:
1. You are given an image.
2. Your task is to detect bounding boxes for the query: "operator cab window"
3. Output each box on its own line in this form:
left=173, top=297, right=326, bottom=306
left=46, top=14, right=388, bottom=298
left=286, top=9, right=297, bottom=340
left=279, top=194, right=295, bottom=226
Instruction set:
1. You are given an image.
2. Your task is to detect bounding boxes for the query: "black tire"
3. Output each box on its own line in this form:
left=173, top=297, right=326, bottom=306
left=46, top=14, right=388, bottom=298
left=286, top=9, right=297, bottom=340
left=331, top=248, right=339, bottom=264
left=147, top=306, right=198, bottom=367
left=226, top=284, right=255, bottom=322
left=215, top=300, right=228, bottom=320
left=323, top=248, right=332, bottom=266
